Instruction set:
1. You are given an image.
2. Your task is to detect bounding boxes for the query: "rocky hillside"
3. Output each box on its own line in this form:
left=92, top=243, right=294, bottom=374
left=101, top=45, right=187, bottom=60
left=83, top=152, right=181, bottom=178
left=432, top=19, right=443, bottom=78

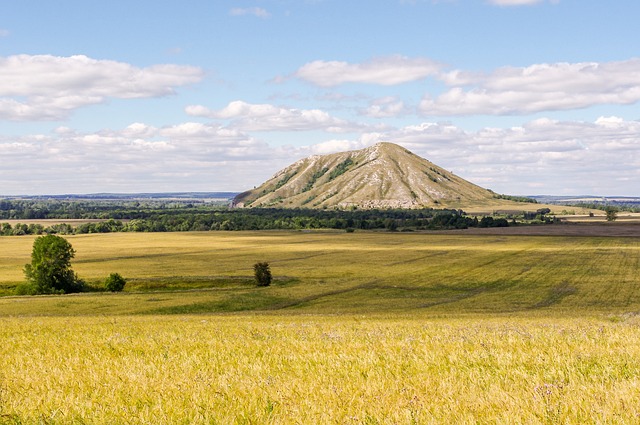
left=233, top=142, right=515, bottom=210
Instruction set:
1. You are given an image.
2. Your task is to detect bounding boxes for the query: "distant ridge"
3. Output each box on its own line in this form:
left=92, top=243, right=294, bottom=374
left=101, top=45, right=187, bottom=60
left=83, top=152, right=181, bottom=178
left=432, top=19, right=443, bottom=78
left=234, top=142, right=522, bottom=210
left=3, top=192, right=238, bottom=200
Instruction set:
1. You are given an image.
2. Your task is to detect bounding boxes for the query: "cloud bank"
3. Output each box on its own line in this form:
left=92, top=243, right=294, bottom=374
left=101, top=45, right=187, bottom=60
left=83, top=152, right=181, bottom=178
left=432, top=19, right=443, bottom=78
left=421, top=58, right=640, bottom=115
left=186, top=101, right=374, bottom=133
left=0, top=55, right=204, bottom=121
left=1, top=116, right=638, bottom=195
left=293, top=56, right=441, bottom=87
left=288, top=55, right=640, bottom=117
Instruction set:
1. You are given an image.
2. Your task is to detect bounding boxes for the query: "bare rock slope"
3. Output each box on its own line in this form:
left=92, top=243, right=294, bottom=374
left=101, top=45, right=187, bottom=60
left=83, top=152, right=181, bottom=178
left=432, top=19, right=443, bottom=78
left=233, top=142, right=507, bottom=209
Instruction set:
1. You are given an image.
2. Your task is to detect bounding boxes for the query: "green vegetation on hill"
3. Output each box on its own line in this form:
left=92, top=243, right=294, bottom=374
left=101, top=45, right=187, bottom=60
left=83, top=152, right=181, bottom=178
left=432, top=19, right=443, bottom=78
left=302, top=167, right=329, bottom=192
left=327, top=157, right=354, bottom=181
left=233, top=142, right=528, bottom=209
left=491, top=192, right=539, bottom=203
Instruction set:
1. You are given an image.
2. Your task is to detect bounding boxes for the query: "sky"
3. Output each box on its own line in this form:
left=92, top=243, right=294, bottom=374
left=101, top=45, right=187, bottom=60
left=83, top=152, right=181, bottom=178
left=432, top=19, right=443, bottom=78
left=1, top=0, right=639, bottom=196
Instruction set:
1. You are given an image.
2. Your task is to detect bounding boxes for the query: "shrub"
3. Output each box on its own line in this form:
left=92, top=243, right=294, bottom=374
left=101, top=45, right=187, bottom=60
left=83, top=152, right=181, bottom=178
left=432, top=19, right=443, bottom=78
left=105, top=273, right=127, bottom=292
left=254, top=262, right=272, bottom=287
left=14, top=282, right=37, bottom=296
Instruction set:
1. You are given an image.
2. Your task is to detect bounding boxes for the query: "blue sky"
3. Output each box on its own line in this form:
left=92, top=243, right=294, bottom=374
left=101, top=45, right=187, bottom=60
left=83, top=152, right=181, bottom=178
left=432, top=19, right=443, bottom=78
left=1, top=0, right=639, bottom=196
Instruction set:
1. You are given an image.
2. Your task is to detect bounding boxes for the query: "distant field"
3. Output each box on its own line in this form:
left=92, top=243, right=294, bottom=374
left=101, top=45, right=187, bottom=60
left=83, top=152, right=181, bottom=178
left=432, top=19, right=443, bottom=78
left=463, top=201, right=591, bottom=215
left=0, top=218, right=112, bottom=226
left=2, top=230, right=640, bottom=423
left=1, top=229, right=639, bottom=315
left=561, top=212, right=640, bottom=223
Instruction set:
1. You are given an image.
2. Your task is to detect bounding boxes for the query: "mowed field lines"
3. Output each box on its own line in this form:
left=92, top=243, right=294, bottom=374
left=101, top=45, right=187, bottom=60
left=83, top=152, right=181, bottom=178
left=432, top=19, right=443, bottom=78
left=1, top=231, right=640, bottom=315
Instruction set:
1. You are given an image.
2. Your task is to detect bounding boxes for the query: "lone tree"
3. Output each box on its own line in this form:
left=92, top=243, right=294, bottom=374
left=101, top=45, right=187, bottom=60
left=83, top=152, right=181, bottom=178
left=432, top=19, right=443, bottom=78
left=23, top=235, right=84, bottom=294
left=605, top=206, right=618, bottom=222
left=104, top=273, right=127, bottom=292
left=253, top=262, right=272, bottom=287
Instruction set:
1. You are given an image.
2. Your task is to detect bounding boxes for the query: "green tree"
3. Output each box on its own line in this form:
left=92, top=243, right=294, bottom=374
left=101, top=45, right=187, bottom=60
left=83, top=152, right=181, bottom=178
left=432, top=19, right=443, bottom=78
left=22, top=235, right=84, bottom=294
left=104, top=273, right=127, bottom=292
left=384, top=218, right=398, bottom=231
left=605, top=206, right=618, bottom=222
left=254, top=262, right=272, bottom=287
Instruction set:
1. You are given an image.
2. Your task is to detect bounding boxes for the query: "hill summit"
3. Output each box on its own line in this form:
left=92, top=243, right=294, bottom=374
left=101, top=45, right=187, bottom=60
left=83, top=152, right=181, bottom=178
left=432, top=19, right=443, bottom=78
left=233, top=142, right=502, bottom=209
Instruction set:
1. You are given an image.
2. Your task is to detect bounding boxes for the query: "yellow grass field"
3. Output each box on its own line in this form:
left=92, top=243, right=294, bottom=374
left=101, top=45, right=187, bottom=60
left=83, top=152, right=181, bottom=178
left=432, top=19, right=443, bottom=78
left=3, top=314, right=640, bottom=423
left=1, top=230, right=640, bottom=423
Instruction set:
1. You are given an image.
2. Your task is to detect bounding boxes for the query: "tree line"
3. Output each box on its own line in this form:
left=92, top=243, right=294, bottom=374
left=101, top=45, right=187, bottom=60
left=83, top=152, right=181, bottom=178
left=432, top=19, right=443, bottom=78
left=0, top=202, right=511, bottom=236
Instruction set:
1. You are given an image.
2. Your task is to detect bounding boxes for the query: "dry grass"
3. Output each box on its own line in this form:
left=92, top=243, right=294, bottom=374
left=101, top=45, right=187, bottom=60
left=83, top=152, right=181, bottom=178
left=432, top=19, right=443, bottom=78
left=2, top=314, right=640, bottom=424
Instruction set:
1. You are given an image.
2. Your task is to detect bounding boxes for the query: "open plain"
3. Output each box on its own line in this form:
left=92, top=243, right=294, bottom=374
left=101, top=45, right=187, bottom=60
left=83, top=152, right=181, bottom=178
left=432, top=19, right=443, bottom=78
left=1, top=227, right=640, bottom=423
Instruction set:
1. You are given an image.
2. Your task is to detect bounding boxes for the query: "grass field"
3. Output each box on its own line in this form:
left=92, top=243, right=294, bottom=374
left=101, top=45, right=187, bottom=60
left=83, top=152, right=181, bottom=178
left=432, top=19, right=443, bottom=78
left=1, top=230, right=639, bottom=315
left=1, top=230, right=640, bottom=423
left=3, top=315, right=640, bottom=423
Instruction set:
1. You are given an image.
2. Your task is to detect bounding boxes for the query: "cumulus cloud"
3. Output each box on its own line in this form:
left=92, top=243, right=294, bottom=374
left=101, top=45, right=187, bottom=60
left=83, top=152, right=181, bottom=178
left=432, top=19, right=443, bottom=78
left=229, top=7, right=271, bottom=18
left=421, top=58, right=640, bottom=115
left=0, top=54, right=204, bottom=121
left=361, top=96, right=408, bottom=118
left=1, top=116, right=639, bottom=195
left=0, top=122, right=276, bottom=194
left=292, top=55, right=441, bottom=87
left=294, top=116, right=639, bottom=195
left=386, top=116, right=640, bottom=194
left=186, top=100, right=370, bottom=132
left=306, top=139, right=372, bottom=155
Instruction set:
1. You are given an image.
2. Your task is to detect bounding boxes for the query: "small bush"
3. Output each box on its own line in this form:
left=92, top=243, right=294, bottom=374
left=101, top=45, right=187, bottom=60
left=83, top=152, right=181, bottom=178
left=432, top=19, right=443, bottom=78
left=14, top=283, right=37, bottom=296
left=254, top=262, right=272, bottom=287
left=105, top=273, right=127, bottom=292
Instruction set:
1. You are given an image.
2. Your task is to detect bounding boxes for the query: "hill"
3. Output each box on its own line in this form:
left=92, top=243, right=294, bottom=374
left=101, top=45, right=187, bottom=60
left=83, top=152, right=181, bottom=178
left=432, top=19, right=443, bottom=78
left=234, top=142, right=530, bottom=210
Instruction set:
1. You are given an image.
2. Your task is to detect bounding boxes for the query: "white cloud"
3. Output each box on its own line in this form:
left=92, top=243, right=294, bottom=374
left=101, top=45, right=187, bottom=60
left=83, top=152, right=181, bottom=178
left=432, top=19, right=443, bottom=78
left=229, top=7, right=271, bottom=18
left=0, top=122, right=275, bottom=194
left=421, top=58, right=640, bottom=115
left=384, top=116, right=640, bottom=194
left=121, top=122, right=158, bottom=139
left=293, top=55, right=441, bottom=87
left=306, top=139, right=371, bottom=155
left=1, top=116, right=639, bottom=196
left=362, top=96, right=408, bottom=118
left=0, top=54, right=204, bottom=121
left=289, top=116, right=638, bottom=195
left=186, top=101, right=369, bottom=133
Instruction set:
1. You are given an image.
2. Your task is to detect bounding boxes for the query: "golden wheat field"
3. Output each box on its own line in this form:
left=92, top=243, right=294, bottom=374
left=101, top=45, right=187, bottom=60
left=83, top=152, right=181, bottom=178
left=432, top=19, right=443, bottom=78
left=3, top=315, right=640, bottom=424
left=1, top=230, right=640, bottom=423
